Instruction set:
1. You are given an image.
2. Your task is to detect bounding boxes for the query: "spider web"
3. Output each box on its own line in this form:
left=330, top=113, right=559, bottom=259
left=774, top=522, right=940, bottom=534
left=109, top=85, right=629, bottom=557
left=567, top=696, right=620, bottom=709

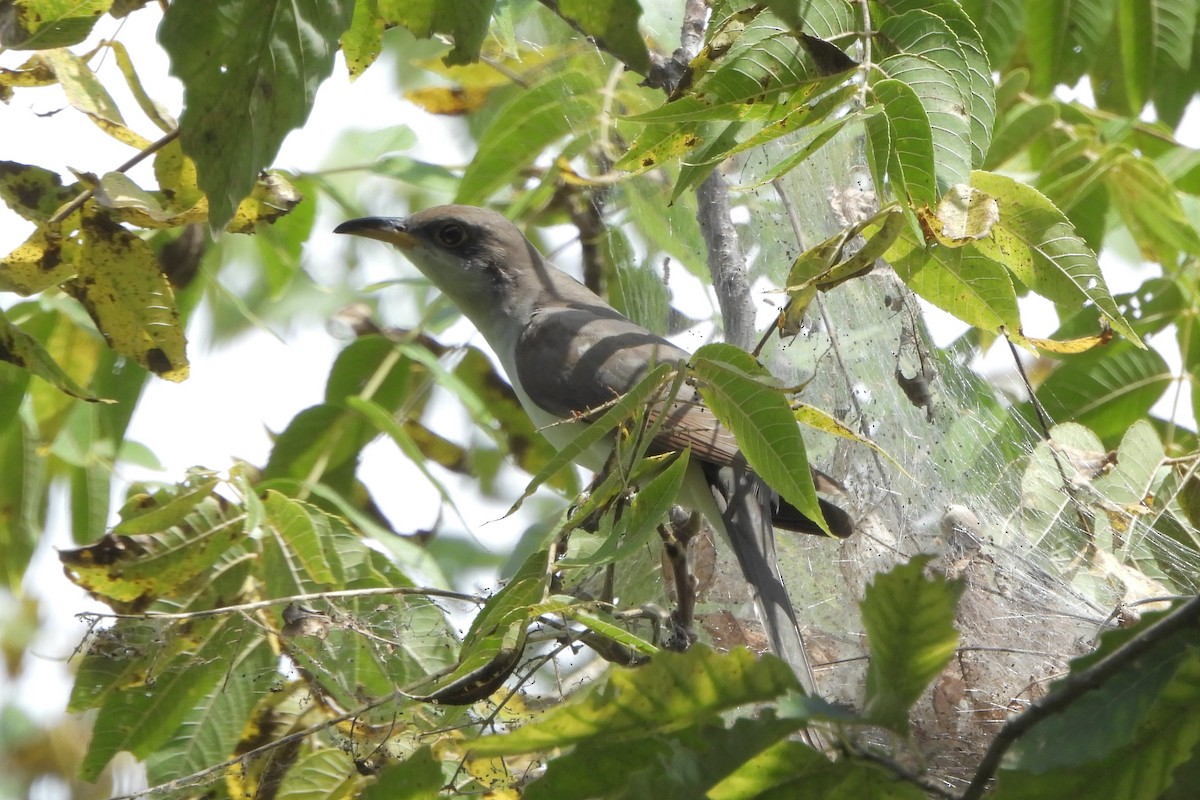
left=699, top=124, right=1200, bottom=782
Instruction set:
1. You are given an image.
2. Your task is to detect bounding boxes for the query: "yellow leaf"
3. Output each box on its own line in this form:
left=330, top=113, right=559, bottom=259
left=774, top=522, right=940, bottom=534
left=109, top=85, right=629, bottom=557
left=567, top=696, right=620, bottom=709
left=917, top=184, right=1000, bottom=246
left=225, top=173, right=302, bottom=233
left=63, top=212, right=189, bottom=381
left=1028, top=325, right=1114, bottom=354
left=794, top=403, right=912, bottom=479
left=0, top=214, right=84, bottom=294
left=404, top=85, right=491, bottom=115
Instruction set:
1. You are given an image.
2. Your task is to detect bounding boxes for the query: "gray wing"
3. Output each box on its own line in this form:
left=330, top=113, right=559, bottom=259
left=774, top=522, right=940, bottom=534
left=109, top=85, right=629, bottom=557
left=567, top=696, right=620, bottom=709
left=514, top=300, right=748, bottom=468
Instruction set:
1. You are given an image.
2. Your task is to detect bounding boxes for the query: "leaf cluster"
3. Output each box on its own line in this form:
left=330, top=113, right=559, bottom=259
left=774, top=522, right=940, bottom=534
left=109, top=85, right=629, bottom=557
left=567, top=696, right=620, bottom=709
left=3, top=0, right=1200, bottom=798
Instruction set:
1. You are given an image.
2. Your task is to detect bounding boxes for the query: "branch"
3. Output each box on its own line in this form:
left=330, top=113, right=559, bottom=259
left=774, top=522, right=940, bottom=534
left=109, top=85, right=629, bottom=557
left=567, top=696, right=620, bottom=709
left=850, top=745, right=961, bottom=800
left=109, top=686, right=408, bottom=799
left=961, top=593, right=1200, bottom=800
left=49, top=128, right=179, bottom=224
left=696, top=172, right=756, bottom=350
left=83, top=585, right=484, bottom=623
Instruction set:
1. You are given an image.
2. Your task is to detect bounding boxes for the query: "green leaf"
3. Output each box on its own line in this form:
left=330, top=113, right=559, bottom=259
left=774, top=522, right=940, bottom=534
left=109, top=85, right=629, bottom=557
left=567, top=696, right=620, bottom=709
left=345, top=397, right=469, bottom=522
left=995, top=627, right=1200, bottom=799
left=559, top=450, right=690, bottom=568
left=361, top=747, right=446, bottom=800
left=0, top=0, right=114, bottom=50
left=261, top=491, right=339, bottom=587
left=878, top=53, right=972, bottom=192
left=112, top=473, right=221, bottom=536
left=1032, top=342, right=1170, bottom=446
left=618, top=9, right=854, bottom=184
left=526, top=714, right=806, bottom=800
left=689, top=343, right=826, bottom=533
left=557, top=0, right=649, bottom=74
left=985, top=101, right=1059, bottom=169
left=275, top=749, right=362, bottom=797
left=969, top=170, right=1140, bottom=344
left=0, top=413, right=47, bottom=589
left=79, top=614, right=260, bottom=781
left=386, top=0, right=495, bottom=66
left=710, top=739, right=927, bottom=799
left=884, top=222, right=1021, bottom=341
left=1106, top=152, right=1200, bottom=266
left=0, top=308, right=104, bottom=401
left=1025, top=0, right=1118, bottom=94
left=733, top=109, right=856, bottom=190
left=1116, top=0, right=1198, bottom=113
left=879, top=5, right=993, bottom=168
left=861, top=555, right=963, bottom=731
left=960, top=0, right=1027, bottom=68
left=159, top=0, right=355, bottom=229
left=415, top=549, right=548, bottom=704
left=1150, top=5, right=1200, bottom=126
left=456, top=69, right=602, bottom=205
left=507, top=362, right=674, bottom=517
left=468, top=646, right=801, bottom=756
left=59, top=493, right=245, bottom=610
left=866, top=79, right=937, bottom=206
left=144, top=639, right=277, bottom=785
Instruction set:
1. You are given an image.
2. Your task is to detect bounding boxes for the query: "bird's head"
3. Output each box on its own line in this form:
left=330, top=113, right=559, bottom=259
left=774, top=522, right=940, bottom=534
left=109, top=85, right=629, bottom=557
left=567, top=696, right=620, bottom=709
left=335, top=205, right=541, bottom=332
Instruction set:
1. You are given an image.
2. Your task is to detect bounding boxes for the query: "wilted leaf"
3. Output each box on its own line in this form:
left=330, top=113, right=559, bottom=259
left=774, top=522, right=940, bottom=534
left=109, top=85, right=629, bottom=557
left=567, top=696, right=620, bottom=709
left=63, top=212, right=189, bottom=380
left=404, top=85, right=491, bottom=115
left=923, top=184, right=1000, bottom=242
left=0, top=215, right=83, bottom=294
left=0, top=160, right=77, bottom=222
left=59, top=492, right=244, bottom=610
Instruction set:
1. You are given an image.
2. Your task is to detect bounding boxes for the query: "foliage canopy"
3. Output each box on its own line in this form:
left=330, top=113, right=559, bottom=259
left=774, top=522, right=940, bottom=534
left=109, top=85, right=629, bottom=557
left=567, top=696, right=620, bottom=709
left=3, top=0, right=1200, bottom=798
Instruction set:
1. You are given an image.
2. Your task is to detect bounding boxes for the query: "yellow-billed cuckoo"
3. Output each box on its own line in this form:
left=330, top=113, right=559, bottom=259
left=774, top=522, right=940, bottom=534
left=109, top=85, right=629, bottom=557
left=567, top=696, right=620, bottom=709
left=335, top=205, right=853, bottom=689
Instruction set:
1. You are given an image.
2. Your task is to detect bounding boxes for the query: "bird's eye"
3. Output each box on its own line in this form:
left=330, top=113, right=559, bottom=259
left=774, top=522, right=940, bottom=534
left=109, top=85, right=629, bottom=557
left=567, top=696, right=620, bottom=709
left=435, top=222, right=468, bottom=248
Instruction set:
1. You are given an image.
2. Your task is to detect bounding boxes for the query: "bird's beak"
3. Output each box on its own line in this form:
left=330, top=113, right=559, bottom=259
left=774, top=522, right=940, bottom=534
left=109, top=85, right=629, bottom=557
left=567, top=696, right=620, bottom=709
left=334, top=216, right=418, bottom=249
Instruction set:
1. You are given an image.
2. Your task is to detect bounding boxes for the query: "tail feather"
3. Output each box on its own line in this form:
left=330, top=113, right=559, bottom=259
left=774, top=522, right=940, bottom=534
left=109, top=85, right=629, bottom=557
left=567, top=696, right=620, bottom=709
left=700, top=464, right=830, bottom=750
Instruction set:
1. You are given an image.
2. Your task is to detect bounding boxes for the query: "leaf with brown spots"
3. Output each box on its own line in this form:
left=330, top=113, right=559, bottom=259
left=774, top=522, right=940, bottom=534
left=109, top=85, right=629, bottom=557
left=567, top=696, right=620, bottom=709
left=59, top=487, right=244, bottom=612
left=0, top=160, right=77, bottom=222
left=62, top=212, right=189, bottom=381
left=0, top=0, right=113, bottom=50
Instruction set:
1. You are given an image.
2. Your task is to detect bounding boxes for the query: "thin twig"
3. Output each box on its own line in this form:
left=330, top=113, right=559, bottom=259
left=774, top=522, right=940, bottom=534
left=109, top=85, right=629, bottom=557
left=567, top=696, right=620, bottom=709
left=49, top=128, right=179, bottom=224
left=850, top=745, right=960, bottom=800
left=84, top=585, right=484, bottom=623
left=1005, top=333, right=1097, bottom=549
left=109, top=686, right=412, bottom=799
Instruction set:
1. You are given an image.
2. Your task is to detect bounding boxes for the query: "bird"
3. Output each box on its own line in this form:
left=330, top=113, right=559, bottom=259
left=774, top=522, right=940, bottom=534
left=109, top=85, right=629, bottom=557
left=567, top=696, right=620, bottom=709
left=335, top=204, right=853, bottom=693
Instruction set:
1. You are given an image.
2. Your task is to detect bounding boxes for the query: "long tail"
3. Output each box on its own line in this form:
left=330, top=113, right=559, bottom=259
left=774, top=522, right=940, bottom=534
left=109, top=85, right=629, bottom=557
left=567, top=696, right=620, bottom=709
left=701, top=464, right=828, bottom=750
